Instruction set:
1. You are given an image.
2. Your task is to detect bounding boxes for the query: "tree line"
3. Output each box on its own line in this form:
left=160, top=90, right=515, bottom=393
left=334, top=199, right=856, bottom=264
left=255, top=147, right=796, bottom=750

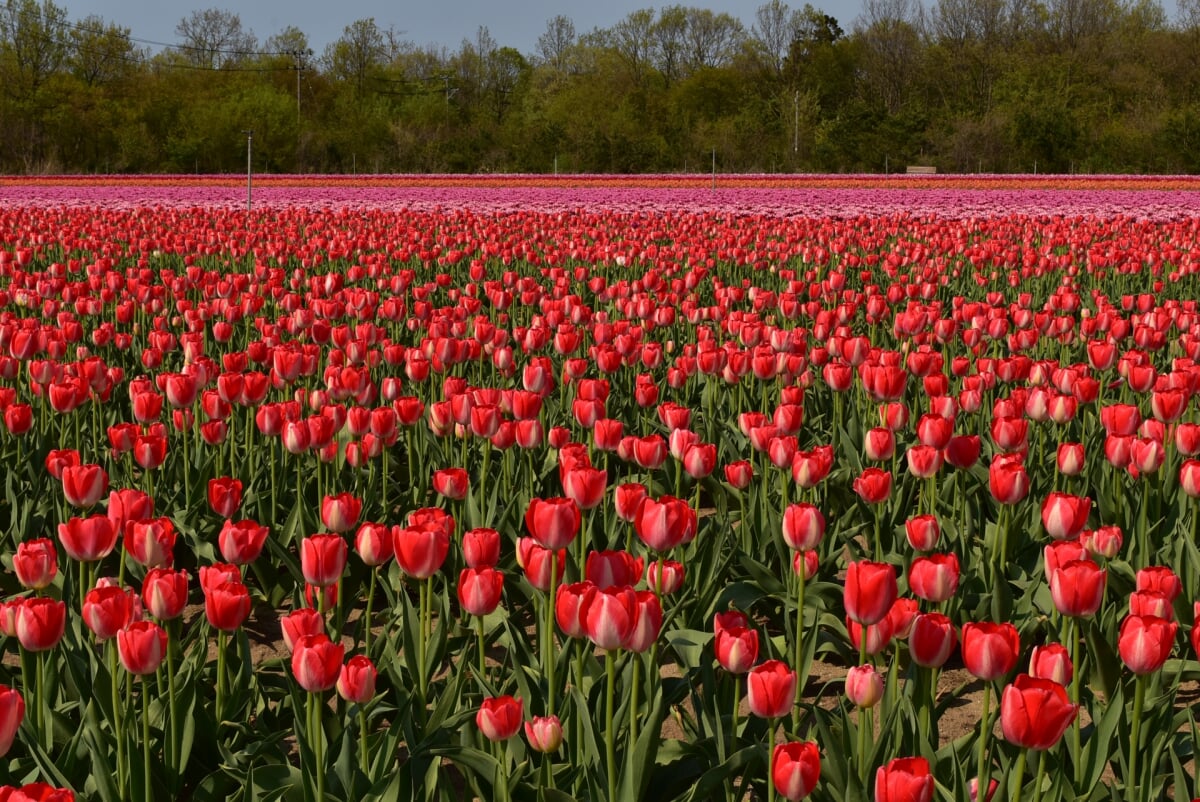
left=1, top=0, right=1198, bottom=175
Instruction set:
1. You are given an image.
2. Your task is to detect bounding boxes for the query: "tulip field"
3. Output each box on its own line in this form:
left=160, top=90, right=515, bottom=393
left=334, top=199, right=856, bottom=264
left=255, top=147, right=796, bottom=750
left=0, top=173, right=1199, bottom=802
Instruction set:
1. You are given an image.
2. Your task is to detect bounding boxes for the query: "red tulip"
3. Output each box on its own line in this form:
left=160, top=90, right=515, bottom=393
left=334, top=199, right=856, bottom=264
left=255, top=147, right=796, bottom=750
left=457, top=567, right=504, bottom=617
left=13, top=539, right=57, bottom=590
left=0, top=684, right=24, bottom=757
left=988, top=453, right=1029, bottom=504
left=44, top=449, right=80, bottom=481
left=908, top=553, right=959, bottom=603
left=747, top=659, right=796, bottom=719
left=844, top=561, right=897, bottom=625
left=124, top=517, right=176, bottom=568
left=301, top=534, right=347, bottom=587
left=1057, top=443, right=1085, bottom=476
left=217, top=519, right=269, bottom=565
left=1118, top=614, right=1177, bottom=674
left=1100, top=403, right=1140, bottom=436
left=106, top=488, right=153, bottom=534
left=875, top=757, right=934, bottom=802
left=57, top=514, right=118, bottom=562
left=1129, top=590, right=1172, bottom=619
left=904, top=515, right=940, bottom=551
left=792, top=446, right=833, bottom=488
left=645, top=559, right=685, bottom=594
left=204, top=580, right=250, bottom=632
left=582, top=584, right=638, bottom=651
left=634, top=495, right=697, bottom=552
left=292, top=633, right=344, bottom=693
left=1000, top=674, right=1078, bottom=750
left=563, top=466, right=608, bottom=510
left=1191, top=601, right=1200, bottom=661
left=516, top=537, right=565, bottom=592
left=477, top=695, right=523, bottom=741
left=141, top=568, right=189, bottom=621
left=462, top=527, right=500, bottom=569
left=431, top=468, right=469, bottom=501
left=945, top=434, right=981, bottom=469
left=132, top=434, right=167, bottom=470
left=625, top=590, right=663, bottom=653
left=905, top=445, right=943, bottom=479
left=319, top=492, right=361, bottom=533
left=863, top=427, right=895, bottom=462
left=524, top=714, right=564, bottom=753
left=15, top=598, right=66, bottom=652
left=586, top=550, right=643, bottom=589
left=909, top=612, right=957, bottom=667
left=772, top=740, right=820, bottom=801
left=682, top=443, right=717, bottom=479
left=1041, top=493, right=1091, bottom=541
left=3, top=404, right=32, bottom=436
left=554, top=581, right=591, bottom=638
left=845, top=664, right=883, bottom=708
left=714, top=624, right=758, bottom=674
left=117, top=621, right=167, bottom=675
left=1049, top=560, right=1106, bottom=618
left=1136, top=565, right=1182, bottom=603
left=614, top=482, right=649, bottom=522
left=1028, top=643, right=1072, bottom=685
left=961, top=622, right=1020, bottom=681
left=280, top=608, right=324, bottom=652
left=207, top=477, right=243, bottom=518
left=354, top=522, right=395, bottom=567
left=337, top=655, right=377, bottom=704
left=62, top=464, right=108, bottom=508
left=525, top=497, right=581, bottom=550
left=724, top=460, right=753, bottom=489
left=852, top=467, right=892, bottom=504
left=781, top=503, right=824, bottom=551
left=82, top=586, right=135, bottom=641
left=1080, top=525, right=1122, bottom=560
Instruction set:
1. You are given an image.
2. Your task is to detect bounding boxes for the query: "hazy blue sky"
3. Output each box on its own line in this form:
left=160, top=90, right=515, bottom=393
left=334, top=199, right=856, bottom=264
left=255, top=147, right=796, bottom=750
left=61, top=0, right=864, bottom=57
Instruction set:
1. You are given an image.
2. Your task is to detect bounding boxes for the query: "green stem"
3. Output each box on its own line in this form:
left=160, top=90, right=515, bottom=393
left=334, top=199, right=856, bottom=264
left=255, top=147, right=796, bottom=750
left=477, top=615, right=487, bottom=685
left=606, top=650, right=618, bottom=802
left=110, top=642, right=126, bottom=798
left=767, top=718, right=776, bottom=802
left=314, top=692, right=325, bottom=802
left=1032, top=749, right=1047, bottom=802
left=216, top=631, right=226, bottom=724
left=630, top=653, right=640, bottom=747
left=142, top=676, right=152, bottom=802
left=167, top=621, right=179, bottom=797
left=418, top=578, right=429, bottom=709
left=731, top=674, right=740, bottom=752
left=858, top=703, right=869, bottom=782
left=1070, top=616, right=1082, bottom=781
left=793, top=562, right=806, bottom=731
left=1129, top=674, right=1145, bottom=802
left=1012, top=749, right=1028, bottom=802
left=977, top=683, right=992, bottom=802
left=358, top=706, right=369, bottom=776
left=364, top=568, right=377, bottom=658
left=38, top=651, right=49, bottom=753
left=547, top=566, right=558, bottom=719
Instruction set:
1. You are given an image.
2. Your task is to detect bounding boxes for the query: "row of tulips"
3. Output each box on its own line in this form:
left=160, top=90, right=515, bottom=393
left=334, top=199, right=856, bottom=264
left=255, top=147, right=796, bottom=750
left=0, top=202, right=1198, bottom=802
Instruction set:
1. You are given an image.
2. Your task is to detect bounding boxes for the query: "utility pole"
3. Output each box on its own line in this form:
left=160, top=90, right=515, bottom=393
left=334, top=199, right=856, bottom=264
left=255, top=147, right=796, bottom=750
left=288, top=49, right=313, bottom=123
left=793, top=90, right=799, bottom=155
left=243, top=130, right=253, bottom=212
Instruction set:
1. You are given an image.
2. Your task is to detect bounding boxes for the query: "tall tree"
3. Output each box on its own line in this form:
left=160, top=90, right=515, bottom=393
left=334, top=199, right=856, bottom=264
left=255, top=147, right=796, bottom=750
left=174, top=8, right=257, bottom=69
left=323, top=18, right=387, bottom=96
left=536, top=15, right=576, bottom=73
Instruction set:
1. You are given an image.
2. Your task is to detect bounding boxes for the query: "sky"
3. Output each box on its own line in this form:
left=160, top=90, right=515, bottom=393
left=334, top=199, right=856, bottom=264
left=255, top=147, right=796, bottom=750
left=59, top=0, right=865, bottom=58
